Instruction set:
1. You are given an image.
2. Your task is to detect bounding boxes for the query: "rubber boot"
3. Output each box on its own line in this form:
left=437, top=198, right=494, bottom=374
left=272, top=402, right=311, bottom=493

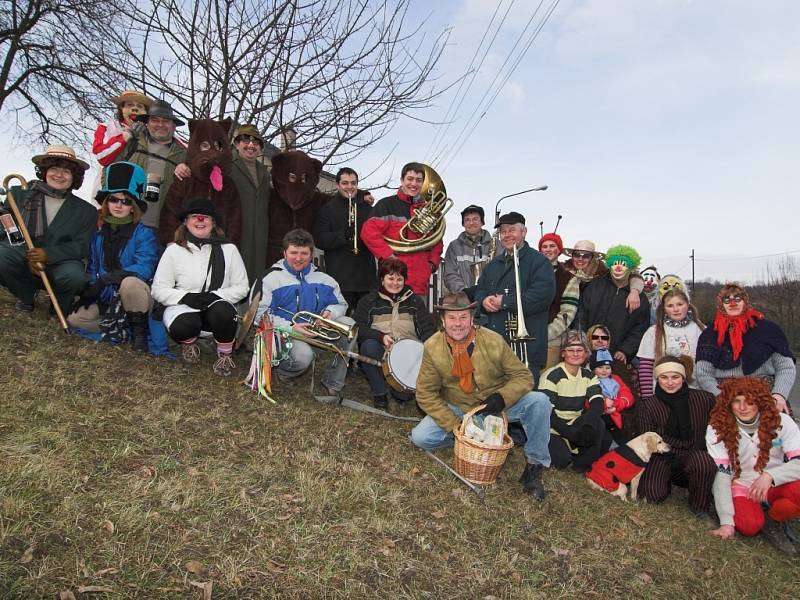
left=128, top=311, right=149, bottom=352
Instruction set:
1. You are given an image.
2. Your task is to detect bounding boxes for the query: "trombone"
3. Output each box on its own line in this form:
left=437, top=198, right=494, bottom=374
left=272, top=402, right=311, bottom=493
left=348, top=192, right=359, bottom=255
left=504, top=243, right=535, bottom=367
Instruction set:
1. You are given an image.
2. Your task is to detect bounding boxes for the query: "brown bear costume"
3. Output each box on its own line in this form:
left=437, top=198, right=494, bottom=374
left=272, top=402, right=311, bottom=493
left=266, top=150, right=331, bottom=266
left=159, top=118, right=242, bottom=246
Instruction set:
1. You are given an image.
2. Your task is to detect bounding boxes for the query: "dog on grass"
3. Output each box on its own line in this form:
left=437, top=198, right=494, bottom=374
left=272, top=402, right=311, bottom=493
left=585, top=432, right=670, bottom=501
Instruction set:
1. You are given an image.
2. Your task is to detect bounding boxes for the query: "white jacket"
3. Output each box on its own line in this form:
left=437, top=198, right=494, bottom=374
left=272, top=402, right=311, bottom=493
left=151, top=241, right=249, bottom=306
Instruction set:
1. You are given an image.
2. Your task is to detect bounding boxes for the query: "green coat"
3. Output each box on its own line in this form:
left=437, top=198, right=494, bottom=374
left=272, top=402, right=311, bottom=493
left=416, top=326, right=534, bottom=432
left=9, top=186, right=96, bottom=263
left=230, top=155, right=270, bottom=283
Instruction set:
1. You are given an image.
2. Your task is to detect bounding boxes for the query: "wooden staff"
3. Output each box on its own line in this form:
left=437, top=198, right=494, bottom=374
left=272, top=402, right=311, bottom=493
left=0, top=174, right=70, bottom=331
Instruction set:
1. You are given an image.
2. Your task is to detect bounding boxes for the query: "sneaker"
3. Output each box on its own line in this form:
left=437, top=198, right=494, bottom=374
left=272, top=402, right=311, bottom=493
left=519, top=463, right=546, bottom=501
left=691, top=510, right=717, bottom=530
left=761, top=517, right=797, bottom=555
left=213, top=354, right=235, bottom=377
left=15, top=300, right=34, bottom=312
left=181, top=342, right=201, bottom=364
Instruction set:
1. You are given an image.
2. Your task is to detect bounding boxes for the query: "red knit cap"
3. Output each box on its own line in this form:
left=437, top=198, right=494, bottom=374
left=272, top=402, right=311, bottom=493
left=538, top=233, right=563, bottom=253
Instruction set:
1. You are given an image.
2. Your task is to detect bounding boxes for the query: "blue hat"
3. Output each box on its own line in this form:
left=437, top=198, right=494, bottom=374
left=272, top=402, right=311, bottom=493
left=97, top=162, right=147, bottom=213
left=590, top=348, right=614, bottom=369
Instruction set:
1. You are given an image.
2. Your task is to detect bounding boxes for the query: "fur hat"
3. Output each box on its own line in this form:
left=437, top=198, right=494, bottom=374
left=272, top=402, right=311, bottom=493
left=605, top=244, right=641, bottom=269
left=97, top=162, right=148, bottom=213
left=31, top=144, right=89, bottom=171
left=177, top=198, right=221, bottom=223
left=590, top=348, right=614, bottom=369
left=538, top=233, right=564, bottom=253
left=110, top=90, right=151, bottom=108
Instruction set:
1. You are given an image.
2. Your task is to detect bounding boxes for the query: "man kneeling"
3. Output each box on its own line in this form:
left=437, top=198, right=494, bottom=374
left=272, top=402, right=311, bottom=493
left=410, top=292, right=552, bottom=499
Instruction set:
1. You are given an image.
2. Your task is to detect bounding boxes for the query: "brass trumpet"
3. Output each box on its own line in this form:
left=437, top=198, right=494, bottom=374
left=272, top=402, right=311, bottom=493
left=348, top=192, right=359, bottom=255
left=292, top=310, right=357, bottom=342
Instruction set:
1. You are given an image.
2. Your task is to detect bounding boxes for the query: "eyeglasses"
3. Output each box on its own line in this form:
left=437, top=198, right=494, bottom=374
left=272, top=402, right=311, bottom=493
left=563, top=347, right=586, bottom=354
left=236, top=135, right=262, bottom=146
left=721, top=295, right=742, bottom=305
left=107, top=196, right=133, bottom=206
left=591, top=334, right=609, bottom=340
left=573, top=251, right=594, bottom=260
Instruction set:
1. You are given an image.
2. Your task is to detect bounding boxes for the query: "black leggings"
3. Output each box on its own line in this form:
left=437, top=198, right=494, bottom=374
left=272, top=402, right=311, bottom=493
left=549, top=412, right=612, bottom=472
left=168, top=301, right=237, bottom=343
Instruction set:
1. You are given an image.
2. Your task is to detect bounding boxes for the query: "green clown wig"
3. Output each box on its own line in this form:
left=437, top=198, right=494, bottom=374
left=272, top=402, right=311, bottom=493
left=605, top=245, right=641, bottom=270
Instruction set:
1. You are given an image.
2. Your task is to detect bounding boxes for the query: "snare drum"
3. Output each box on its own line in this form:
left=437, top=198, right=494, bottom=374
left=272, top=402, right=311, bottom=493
left=382, top=338, right=424, bottom=392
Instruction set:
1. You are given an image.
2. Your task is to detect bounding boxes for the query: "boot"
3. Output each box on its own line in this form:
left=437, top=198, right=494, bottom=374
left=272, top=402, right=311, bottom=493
left=128, top=311, right=149, bottom=352
left=373, top=394, right=389, bottom=410
left=519, top=463, right=546, bottom=501
left=761, top=517, right=797, bottom=555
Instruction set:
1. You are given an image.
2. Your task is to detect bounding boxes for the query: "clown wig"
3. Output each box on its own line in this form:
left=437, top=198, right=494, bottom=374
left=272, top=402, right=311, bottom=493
left=708, top=377, right=781, bottom=479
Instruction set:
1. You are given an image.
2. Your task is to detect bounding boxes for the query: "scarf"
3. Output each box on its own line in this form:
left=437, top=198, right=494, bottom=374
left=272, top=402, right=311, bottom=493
left=187, top=231, right=228, bottom=291
left=598, top=375, right=620, bottom=399
left=735, top=413, right=760, bottom=437
left=21, top=181, right=68, bottom=240
left=100, top=219, right=135, bottom=273
left=664, top=309, right=695, bottom=329
left=713, top=308, right=763, bottom=361
left=445, top=326, right=477, bottom=393
left=655, top=382, right=693, bottom=440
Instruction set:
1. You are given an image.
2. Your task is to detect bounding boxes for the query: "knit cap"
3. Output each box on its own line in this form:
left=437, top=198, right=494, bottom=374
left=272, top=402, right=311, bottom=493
left=538, top=233, right=564, bottom=253
left=590, top=348, right=614, bottom=369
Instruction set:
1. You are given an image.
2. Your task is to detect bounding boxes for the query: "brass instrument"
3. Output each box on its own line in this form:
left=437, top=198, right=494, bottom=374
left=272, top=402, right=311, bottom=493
left=385, top=164, right=453, bottom=254
left=470, top=234, right=497, bottom=285
left=285, top=329, right=381, bottom=367
left=504, top=243, right=535, bottom=366
left=348, top=192, right=359, bottom=255
left=292, top=310, right=357, bottom=342
left=0, top=174, right=70, bottom=331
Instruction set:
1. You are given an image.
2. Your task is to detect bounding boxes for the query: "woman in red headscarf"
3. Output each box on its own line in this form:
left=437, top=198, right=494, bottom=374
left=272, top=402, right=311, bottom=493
left=695, top=283, right=795, bottom=413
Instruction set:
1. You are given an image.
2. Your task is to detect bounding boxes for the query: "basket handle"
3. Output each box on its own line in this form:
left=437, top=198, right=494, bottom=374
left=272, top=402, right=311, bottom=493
left=458, top=403, right=509, bottom=438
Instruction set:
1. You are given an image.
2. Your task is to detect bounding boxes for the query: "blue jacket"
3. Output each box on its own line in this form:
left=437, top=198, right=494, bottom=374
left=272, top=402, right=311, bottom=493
left=86, top=222, right=159, bottom=304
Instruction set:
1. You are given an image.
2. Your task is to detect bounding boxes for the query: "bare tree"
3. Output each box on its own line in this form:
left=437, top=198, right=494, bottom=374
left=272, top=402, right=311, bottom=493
left=760, top=256, right=800, bottom=351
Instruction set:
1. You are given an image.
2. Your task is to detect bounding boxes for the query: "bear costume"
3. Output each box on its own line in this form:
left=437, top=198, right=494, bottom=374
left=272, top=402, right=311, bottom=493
left=266, top=150, right=331, bottom=266
left=158, top=118, right=241, bottom=247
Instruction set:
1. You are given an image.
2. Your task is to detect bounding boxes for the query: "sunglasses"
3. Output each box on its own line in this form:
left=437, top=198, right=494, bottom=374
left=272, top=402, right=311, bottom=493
left=107, top=196, right=133, bottom=206
left=721, top=295, right=743, bottom=305
left=236, top=135, right=262, bottom=145
left=572, top=251, right=594, bottom=260
left=591, top=334, right=610, bottom=340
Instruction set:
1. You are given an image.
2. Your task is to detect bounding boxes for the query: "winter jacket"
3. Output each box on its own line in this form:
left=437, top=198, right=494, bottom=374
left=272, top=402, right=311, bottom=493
left=360, top=193, right=443, bottom=295
left=86, top=222, right=159, bottom=304
left=252, top=259, right=348, bottom=329
left=416, top=326, right=534, bottom=433
left=313, top=191, right=377, bottom=293
left=151, top=241, right=249, bottom=306
left=473, top=242, right=555, bottom=368
left=354, top=286, right=435, bottom=344
left=230, top=155, right=270, bottom=283
left=577, top=272, right=650, bottom=361
left=442, top=229, right=493, bottom=294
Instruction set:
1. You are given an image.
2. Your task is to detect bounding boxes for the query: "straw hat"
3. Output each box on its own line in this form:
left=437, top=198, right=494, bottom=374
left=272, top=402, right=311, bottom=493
left=110, top=90, right=152, bottom=108
left=31, top=145, right=89, bottom=171
left=563, top=239, right=605, bottom=261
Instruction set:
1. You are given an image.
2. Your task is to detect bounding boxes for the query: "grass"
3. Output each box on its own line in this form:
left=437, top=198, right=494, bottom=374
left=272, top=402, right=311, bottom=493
left=0, top=288, right=798, bottom=599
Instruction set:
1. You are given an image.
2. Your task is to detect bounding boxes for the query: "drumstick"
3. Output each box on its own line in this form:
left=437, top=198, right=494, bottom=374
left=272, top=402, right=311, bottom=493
left=424, top=450, right=485, bottom=499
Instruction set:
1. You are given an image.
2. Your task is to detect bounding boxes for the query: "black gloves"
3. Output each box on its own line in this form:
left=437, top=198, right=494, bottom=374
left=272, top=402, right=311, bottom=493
left=181, top=292, right=221, bottom=310
left=77, top=279, right=106, bottom=309
left=478, top=393, right=505, bottom=417
left=103, top=270, right=133, bottom=285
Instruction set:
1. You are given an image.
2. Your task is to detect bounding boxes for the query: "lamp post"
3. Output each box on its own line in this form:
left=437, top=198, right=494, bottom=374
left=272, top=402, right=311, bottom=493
left=493, top=185, right=548, bottom=227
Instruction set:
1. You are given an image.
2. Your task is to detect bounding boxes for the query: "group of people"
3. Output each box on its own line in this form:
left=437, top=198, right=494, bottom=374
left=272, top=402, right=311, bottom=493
left=1, top=90, right=798, bottom=555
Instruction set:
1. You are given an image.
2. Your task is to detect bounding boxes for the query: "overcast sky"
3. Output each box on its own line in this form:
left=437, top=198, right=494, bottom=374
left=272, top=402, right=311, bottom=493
left=1, top=0, right=798, bottom=284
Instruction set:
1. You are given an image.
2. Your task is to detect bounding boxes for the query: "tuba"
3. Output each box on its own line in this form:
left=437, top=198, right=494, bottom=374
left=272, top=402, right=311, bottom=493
left=292, top=310, right=357, bottom=342
left=385, top=164, right=453, bottom=254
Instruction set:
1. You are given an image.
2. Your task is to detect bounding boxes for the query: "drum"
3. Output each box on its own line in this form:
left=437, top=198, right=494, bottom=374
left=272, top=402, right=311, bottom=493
left=382, top=338, right=424, bottom=392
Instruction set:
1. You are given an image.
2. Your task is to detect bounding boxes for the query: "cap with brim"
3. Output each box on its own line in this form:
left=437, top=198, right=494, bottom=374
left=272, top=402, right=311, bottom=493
left=31, top=144, right=90, bottom=171
left=434, top=300, right=477, bottom=311
left=495, top=211, right=525, bottom=228
left=234, top=124, right=264, bottom=143
left=135, top=99, right=185, bottom=126
left=563, top=239, right=605, bottom=260
left=460, top=204, right=485, bottom=222
left=177, top=198, right=220, bottom=223
left=110, top=90, right=152, bottom=108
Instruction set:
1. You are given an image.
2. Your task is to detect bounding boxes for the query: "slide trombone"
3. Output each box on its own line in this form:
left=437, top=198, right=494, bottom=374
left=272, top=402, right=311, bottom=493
left=348, top=192, right=359, bottom=255
left=504, top=243, right=535, bottom=367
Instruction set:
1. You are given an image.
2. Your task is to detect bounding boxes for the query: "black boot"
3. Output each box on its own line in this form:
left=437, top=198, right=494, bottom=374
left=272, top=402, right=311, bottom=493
left=519, top=463, right=546, bottom=501
left=373, top=394, right=389, bottom=410
left=128, top=311, right=149, bottom=353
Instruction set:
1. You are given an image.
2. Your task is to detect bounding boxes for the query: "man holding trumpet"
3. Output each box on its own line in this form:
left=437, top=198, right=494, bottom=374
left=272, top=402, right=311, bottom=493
left=252, top=228, right=354, bottom=398
left=313, top=167, right=376, bottom=313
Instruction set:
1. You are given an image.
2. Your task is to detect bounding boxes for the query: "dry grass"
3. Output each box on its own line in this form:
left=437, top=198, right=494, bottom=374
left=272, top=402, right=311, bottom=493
left=0, top=288, right=798, bottom=599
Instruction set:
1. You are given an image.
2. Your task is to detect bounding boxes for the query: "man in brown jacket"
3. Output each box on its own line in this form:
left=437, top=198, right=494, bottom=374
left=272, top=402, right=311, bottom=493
left=410, top=292, right=552, bottom=499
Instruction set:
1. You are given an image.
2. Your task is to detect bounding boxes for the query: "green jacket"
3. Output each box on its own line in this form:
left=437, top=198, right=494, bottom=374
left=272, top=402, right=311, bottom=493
left=8, top=185, right=96, bottom=263
left=416, top=326, right=534, bottom=432
left=230, top=155, right=270, bottom=283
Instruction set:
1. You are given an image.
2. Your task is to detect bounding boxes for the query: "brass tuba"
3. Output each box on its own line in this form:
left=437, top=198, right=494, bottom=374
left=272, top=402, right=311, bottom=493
left=385, top=164, right=453, bottom=254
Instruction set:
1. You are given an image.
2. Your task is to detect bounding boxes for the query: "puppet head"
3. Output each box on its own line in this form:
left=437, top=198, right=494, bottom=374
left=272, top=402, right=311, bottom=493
left=605, top=244, right=641, bottom=281
left=271, top=150, right=323, bottom=210
left=186, top=118, right=233, bottom=191
left=658, top=274, right=688, bottom=301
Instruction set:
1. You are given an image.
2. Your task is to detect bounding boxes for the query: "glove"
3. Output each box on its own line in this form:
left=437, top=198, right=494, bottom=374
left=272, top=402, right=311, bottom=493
left=26, top=247, right=47, bottom=274
left=477, top=393, right=505, bottom=417
left=129, top=120, right=147, bottom=138
left=78, top=280, right=106, bottom=308
left=181, top=292, right=221, bottom=310
left=103, top=270, right=133, bottom=285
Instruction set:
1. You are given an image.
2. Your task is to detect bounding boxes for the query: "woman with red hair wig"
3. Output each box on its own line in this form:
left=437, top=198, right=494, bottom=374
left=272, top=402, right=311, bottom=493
left=706, top=377, right=800, bottom=554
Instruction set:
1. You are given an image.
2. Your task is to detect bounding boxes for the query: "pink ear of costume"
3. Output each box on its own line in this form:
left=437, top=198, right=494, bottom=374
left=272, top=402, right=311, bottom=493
left=210, top=165, right=223, bottom=191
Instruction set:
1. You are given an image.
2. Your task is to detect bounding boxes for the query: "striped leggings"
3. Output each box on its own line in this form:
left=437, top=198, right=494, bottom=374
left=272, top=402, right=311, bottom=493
left=639, top=449, right=716, bottom=513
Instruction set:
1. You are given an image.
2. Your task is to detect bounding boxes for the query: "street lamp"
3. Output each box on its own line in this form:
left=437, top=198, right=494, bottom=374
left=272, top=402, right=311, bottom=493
left=493, top=186, right=548, bottom=227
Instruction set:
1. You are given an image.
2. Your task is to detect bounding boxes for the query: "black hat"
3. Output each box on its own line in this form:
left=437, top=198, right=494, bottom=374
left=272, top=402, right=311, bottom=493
left=135, top=99, right=185, bottom=126
left=177, top=198, right=220, bottom=223
left=460, top=204, right=485, bottom=224
left=495, top=211, right=526, bottom=228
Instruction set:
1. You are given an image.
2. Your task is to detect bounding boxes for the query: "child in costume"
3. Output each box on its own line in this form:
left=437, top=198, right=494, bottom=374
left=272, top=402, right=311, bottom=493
left=92, top=90, right=151, bottom=167
left=590, top=348, right=634, bottom=445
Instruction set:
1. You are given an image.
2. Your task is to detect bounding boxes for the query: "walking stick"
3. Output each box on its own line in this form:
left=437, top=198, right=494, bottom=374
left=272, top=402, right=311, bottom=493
left=424, top=450, right=486, bottom=499
left=0, top=174, right=70, bottom=331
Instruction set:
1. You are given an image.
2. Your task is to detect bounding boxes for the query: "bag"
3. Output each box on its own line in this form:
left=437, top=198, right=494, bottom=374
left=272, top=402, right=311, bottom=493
left=99, top=291, right=129, bottom=344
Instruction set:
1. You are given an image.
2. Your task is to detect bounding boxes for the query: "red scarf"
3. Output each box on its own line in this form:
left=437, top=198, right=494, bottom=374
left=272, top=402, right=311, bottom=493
left=713, top=308, right=764, bottom=361
left=445, top=326, right=477, bottom=393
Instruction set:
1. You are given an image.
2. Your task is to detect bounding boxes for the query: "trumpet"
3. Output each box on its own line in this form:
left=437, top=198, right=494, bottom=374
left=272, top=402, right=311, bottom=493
left=504, top=243, right=535, bottom=366
left=348, top=192, right=359, bottom=255
left=292, top=310, right=357, bottom=342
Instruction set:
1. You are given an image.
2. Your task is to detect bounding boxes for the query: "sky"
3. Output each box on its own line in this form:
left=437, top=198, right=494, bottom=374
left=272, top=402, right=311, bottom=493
left=1, top=0, right=798, bottom=284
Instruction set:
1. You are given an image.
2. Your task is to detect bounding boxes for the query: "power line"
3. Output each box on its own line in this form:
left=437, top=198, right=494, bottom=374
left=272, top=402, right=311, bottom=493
left=694, top=249, right=800, bottom=262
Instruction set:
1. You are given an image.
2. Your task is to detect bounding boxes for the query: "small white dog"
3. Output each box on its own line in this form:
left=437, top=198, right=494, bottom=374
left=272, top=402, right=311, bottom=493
left=585, top=432, right=671, bottom=501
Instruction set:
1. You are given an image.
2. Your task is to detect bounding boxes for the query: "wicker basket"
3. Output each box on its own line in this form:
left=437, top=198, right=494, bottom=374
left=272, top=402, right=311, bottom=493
left=453, top=404, right=514, bottom=485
